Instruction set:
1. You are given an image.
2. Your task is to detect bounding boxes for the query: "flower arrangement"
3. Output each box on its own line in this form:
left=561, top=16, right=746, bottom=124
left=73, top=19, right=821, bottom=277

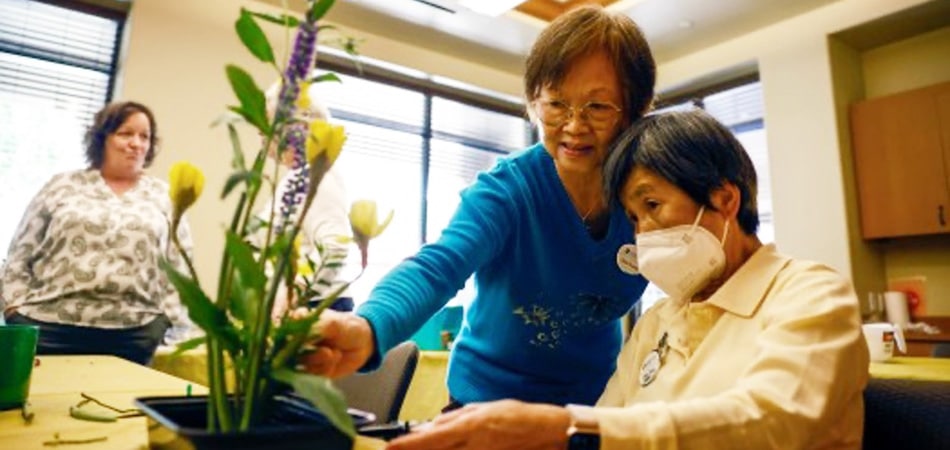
left=161, top=0, right=389, bottom=438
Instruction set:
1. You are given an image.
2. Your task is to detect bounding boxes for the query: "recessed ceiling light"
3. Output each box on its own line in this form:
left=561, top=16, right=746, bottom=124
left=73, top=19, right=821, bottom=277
left=679, top=20, right=694, bottom=29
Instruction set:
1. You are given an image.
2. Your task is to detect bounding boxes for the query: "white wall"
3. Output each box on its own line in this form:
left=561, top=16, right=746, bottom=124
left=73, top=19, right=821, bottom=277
left=656, top=0, right=931, bottom=281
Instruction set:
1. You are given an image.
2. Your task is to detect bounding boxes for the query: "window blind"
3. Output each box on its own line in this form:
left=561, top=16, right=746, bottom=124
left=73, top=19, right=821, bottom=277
left=0, top=0, right=121, bottom=257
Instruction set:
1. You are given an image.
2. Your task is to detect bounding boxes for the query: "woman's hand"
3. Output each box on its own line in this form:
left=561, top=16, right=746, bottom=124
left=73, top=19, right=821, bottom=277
left=298, top=309, right=375, bottom=378
left=386, top=400, right=571, bottom=450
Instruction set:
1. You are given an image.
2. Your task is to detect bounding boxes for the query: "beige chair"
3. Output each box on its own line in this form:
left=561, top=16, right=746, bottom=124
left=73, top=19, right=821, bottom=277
left=335, top=341, right=420, bottom=424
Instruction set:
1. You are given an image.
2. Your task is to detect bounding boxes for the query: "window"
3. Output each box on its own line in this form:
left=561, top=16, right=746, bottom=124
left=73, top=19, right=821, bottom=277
left=0, top=0, right=123, bottom=257
left=311, top=55, right=532, bottom=305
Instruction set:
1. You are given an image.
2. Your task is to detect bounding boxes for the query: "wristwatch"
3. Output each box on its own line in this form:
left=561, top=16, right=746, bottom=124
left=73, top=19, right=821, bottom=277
left=566, top=404, right=601, bottom=450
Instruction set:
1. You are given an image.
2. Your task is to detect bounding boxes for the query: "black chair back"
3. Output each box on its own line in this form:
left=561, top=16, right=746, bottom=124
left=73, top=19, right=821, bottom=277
left=862, top=378, right=950, bottom=450
left=335, top=341, right=420, bottom=424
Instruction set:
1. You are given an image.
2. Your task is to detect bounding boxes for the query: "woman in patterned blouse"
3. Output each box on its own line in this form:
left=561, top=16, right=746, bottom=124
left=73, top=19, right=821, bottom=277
left=0, top=101, right=194, bottom=365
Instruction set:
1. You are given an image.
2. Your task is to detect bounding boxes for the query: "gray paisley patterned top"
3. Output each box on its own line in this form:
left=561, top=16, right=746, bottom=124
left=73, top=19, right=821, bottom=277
left=0, top=169, right=194, bottom=340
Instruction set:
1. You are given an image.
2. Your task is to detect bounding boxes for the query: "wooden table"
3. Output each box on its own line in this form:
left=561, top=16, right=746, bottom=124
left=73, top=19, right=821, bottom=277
left=869, top=356, right=950, bottom=382
left=0, top=355, right=385, bottom=450
left=153, top=347, right=452, bottom=423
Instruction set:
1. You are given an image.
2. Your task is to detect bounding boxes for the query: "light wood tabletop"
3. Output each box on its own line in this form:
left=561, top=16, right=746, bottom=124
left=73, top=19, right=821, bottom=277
left=0, top=355, right=385, bottom=450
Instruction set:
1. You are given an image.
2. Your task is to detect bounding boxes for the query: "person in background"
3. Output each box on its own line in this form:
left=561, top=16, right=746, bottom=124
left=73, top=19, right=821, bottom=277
left=0, top=101, right=194, bottom=365
left=256, top=79, right=352, bottom=316
left=382, top=110, right=868, bottom=450
left=302, top=4, right=653, bottom=410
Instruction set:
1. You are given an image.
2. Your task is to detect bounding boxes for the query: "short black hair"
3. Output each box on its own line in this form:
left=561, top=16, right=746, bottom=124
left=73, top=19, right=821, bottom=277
left=84, top=101, right=159, bottom=169
left=603, top=110, right=759, bottom=234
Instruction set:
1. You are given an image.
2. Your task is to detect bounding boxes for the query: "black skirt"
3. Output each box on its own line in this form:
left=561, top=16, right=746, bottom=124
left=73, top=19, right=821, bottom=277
left=5, top=312, right=170, bottom=365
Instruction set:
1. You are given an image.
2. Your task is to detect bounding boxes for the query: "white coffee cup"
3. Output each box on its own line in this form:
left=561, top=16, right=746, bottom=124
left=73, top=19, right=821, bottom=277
left=883, top=291, right=910, bottom=327
left=862, top=322, right=907, bottom=363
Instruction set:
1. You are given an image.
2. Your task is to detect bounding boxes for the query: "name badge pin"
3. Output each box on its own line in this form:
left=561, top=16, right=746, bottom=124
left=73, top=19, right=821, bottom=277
left=639, top=331, right=669, bottom=387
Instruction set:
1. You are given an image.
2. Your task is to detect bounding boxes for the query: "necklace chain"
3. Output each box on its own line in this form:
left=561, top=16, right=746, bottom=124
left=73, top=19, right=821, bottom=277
left=581, top=205, right=596, bottom=223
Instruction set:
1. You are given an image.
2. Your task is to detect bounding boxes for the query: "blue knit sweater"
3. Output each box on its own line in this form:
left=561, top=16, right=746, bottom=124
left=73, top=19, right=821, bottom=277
left=357, top=143, right=647, bottom=406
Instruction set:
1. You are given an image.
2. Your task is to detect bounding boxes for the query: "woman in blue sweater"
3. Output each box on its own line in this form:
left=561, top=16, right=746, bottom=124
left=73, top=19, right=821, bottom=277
left=304, top=5, right=655, bottom=408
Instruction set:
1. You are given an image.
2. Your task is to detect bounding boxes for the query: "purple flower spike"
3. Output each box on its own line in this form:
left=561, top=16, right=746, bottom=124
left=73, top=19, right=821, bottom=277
left=276, top=122, right=310, bottom=233
left=274, top=22, right=318, bottom=125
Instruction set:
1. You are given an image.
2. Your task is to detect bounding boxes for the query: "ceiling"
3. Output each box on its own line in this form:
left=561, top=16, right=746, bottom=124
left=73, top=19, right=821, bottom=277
left=315, top=0, right=843, bottom=75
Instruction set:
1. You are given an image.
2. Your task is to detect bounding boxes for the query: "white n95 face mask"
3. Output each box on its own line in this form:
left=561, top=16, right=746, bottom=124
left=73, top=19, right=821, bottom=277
left=617, top=206, right=728, bottom=300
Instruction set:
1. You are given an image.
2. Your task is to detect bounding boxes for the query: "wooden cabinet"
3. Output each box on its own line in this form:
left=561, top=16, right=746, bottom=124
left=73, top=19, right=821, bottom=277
left=903, top=316, right=950, bottom=357
left=850, top=81, right=950, bottom=239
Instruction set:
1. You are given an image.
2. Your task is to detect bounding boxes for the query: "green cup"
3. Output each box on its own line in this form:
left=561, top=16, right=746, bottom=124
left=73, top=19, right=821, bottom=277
left=0, top=325, right=39, bottom=410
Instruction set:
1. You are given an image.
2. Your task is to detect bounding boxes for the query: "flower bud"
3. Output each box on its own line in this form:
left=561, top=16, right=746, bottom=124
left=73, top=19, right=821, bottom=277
left=305, top=119, right=345, bottom=168
left=168, top=161, right=205, bottom=230
left=348, top=200, right=393, bottom=268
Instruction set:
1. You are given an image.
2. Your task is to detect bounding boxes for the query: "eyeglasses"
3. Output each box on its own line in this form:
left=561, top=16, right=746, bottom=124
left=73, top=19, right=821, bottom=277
left=533, top=98, right=622, bottom=130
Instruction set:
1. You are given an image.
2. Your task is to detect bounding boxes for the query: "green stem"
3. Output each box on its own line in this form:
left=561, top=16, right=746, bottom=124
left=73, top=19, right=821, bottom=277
left=169, top=223, right=232, bottom=431
left=171, top=229, right=200, bottom=285
left=208, top=337, right=234, bottom=431
left=269, top=274, right=358, bottom=370
left=241, top=251, right=290, bottom=428
left=240, top=189, right=318, bottom=427
left=201, top=189, right=251, bottom=432
left=236, top=151, right=269, bottom=241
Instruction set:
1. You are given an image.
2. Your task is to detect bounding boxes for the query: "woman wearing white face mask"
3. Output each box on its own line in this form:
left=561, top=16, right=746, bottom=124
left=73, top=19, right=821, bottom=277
left=590, top=109, right=869, bottom=449
left=376, top=110, right=870, bottom=450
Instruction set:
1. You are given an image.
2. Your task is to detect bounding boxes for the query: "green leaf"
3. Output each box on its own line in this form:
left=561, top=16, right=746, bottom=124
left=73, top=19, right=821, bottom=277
left=246, top=216, right=268, bottom=236
left=340, top=37, right=361, bottom=57
left=227, top=124, right=246, bottom=172
left=265, top=232, right=293, bottom=262
left=271, top=369, right=354, bottom=438
left=225, top=232, right=266, bottom=323
left=308, top=72, right=341, bottom=84
left=236, top=9, right=275, bottom=64
left=222, top=170, right=262, bottom=199
left=272, top=310, right=321, bottom=341
left=225, top=65, right=269, bottom=134
left=249, top=11, right=300, bottom=28
left=160, top=260, right=241, bottom=353
left=172, top=336, right=208, bottom=356
left=307, top=0, right=336, bottom=22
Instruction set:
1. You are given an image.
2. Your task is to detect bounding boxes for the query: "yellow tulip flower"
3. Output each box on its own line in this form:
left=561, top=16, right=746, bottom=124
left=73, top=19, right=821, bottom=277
left=305, top=119, right=345, bottom=167
left=348, top=199, right=393, bottom=268
left=168, top=161, right=205, bottom=230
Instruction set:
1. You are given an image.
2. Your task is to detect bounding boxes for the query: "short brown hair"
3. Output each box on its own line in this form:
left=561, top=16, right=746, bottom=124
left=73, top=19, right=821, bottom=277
left=524, top=5, right=656, bottom=121
left=84, top=101, right=159, bottom=169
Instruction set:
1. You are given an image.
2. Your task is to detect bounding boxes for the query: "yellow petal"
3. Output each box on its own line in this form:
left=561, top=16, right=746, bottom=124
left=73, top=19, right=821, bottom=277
left=305, top=120, right=346, bottom=167
left=326, top=124, right=346, bottom=166
left=295, top=81, right=312, bottom=111
left=371, top=209, right=394, bottom=238
left=168, top=161, right=205, bottom=224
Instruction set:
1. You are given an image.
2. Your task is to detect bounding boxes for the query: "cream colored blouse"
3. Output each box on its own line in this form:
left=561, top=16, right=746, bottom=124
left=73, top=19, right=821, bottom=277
left=585, top=244, right=869, bottom=449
